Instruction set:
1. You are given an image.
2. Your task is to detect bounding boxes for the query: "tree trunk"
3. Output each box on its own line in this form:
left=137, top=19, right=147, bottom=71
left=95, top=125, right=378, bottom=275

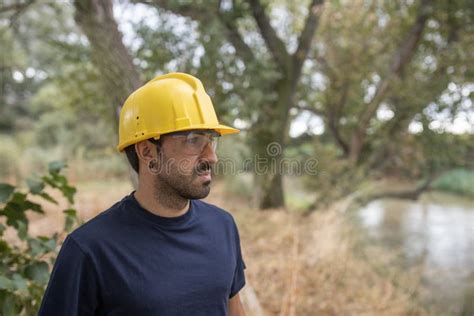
left=349, top=132, right=364, bottom=165
left=73, top=0, right=141, bottom=187
left=252, top=78, right=294, bottom=209
left=73, top=0, right=141, bottom=123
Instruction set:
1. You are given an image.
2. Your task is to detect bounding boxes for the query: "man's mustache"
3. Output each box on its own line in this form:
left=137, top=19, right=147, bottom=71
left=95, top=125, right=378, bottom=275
left=195, top=161, right=212, bottom=174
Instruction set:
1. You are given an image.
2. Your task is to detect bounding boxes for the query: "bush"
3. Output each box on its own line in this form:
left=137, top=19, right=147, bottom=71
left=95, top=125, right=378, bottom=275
left=0, top=162, right=78, bottom=315
left=303, top=141, right=366, bottom=206
left=432, top=168, right=474, bottom=197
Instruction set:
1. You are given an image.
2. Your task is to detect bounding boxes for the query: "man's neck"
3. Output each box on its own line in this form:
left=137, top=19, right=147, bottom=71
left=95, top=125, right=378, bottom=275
left=134, top=185, right=190, bottom=218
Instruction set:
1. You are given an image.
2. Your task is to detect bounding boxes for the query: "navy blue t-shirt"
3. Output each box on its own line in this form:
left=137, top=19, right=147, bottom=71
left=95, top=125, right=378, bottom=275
left=39, top=193, right=246, bottom=315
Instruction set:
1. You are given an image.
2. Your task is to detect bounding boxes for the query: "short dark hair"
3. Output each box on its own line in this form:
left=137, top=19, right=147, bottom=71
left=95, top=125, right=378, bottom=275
left=124, top=145, right=139, bottom=173
left=124, top=139, right=161, bottom=173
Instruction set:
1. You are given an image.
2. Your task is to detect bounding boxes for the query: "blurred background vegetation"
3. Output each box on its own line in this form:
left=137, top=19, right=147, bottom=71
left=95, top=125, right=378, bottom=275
left=1, top=0, right=473, bottom=315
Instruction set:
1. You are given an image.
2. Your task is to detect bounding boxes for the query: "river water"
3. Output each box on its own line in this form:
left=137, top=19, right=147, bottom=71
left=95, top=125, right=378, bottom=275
left=353, top=192, right=474, bottom=315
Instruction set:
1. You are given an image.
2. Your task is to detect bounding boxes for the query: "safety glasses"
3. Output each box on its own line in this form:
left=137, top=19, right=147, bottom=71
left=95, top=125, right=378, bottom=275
left=163, top=130, right=221, bottom=155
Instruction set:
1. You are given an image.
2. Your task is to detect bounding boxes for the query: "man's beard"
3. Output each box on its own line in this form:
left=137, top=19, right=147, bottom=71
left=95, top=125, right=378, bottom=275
left=153, top=155, right=213, bottom=207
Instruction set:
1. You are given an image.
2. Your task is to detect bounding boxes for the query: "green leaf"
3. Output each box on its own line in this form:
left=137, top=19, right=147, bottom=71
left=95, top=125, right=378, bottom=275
left=0, top=276, right=15, bottom=291
left=51, top=173, right=67, bottom=186
left=28, top=239, right=43, bottom=257
left=43, top=238, right=57, bottom=252
left=64, top=216, right=75, bottom=232
left=0, top=223, right=5, bottom=235
left=62, top=186, right=76, bottom=204
left=26, top=178, right=44, bottom=195
left=48, top=161, right=67, bottom=174
left=41, top=176, right=57, bottom=189
left=0, top=191, right=42, bottom=232
left=29, top=236, right=57, bottom=255
left=0, top=240, right=11, bottom=253
left=23, top=200, right=44, bottom=214
left=63, top=208, right=76, bottom=217
left=0, top=292, right=18, bottom=316
left=63, top=209, right=77, bottom=232
left=1, top=196, right=28, bottom=229
left=16, top=221, right=28, bottom=241
left=0, top=184, right=15, bottom=203
left=24, top=262, right=49, bottom=284
left=39, top=192, right=58, bottom=204
left=9, top=192, right=27, bottom=204
left=11, top=274, right=28, bottom=292
left=41, top=172, right=76, bottom=204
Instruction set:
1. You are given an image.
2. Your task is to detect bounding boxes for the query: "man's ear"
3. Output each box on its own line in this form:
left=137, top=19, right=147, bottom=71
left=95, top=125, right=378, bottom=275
left=135, top=140, right=157, bottom=165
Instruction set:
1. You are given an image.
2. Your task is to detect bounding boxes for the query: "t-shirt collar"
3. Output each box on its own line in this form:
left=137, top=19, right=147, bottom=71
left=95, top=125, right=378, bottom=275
left=127, top=191, right=195, bottom=227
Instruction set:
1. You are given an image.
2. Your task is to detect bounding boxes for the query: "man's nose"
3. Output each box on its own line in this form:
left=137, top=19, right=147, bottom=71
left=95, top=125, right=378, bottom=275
left=201, top=142, right=218, bottom=164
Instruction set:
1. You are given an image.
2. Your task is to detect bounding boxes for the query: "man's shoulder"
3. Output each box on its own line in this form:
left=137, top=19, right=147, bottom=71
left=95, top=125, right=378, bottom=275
left=68, top=197, right=127, bottom=249
left=193, top=199, right=236, bottom=226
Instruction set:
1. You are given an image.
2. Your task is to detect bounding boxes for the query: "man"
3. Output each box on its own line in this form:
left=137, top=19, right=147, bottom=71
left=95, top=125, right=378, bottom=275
left=39, top=73, right=246, bottom=315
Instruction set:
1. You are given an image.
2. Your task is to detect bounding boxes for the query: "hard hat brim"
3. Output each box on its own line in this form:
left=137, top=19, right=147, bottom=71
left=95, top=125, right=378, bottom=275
left=158, top=124, right=240, bottom=137
left=213, top=124, right=240, bottom=136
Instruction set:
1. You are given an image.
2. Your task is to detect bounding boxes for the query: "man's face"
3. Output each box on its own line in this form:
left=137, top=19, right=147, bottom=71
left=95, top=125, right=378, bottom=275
left=153, top=130, right=219, bottom=200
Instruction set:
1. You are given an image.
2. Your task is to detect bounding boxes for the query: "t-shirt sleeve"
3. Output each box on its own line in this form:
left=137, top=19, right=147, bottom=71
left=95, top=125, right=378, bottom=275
left=229, top=218, right=246, bottom=298
left=39, top=236, right=100, bottom=316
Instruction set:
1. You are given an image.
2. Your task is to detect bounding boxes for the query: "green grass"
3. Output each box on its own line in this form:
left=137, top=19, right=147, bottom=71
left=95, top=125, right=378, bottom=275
left=432, top=169, right=474, bottom=197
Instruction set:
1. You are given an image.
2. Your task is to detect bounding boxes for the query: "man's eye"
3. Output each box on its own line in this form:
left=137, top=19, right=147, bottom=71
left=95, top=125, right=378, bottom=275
left=186, top=136, right=201, bottom=144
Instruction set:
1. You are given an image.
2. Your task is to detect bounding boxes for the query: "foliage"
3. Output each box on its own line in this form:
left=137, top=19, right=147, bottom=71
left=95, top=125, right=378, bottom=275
left=0, top=162, right=78, bottom=315
left=0, top=1, right=115, bottom=161
left=302, top=140, right=367, bottom=206
left=1, top=0, right=473, bottom=206
left=432, top=168, right=474, bottom=197
left=415, top=127, right=474, bottom=175
left=306, top=0, right=473, bottom=160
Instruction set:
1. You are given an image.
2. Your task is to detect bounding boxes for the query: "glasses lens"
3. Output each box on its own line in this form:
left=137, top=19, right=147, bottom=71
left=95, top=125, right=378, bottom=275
left=173, top=131, right=219, bottom=154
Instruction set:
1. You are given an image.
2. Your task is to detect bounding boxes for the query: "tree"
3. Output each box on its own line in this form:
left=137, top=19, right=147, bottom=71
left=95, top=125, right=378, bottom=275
left=73, top=0, right=142, bottom=124
left=0, top=0, right=121, bottom=171
left=135, top=0, right=325, bottom=208
left=300, top=0, right=474, bottom=207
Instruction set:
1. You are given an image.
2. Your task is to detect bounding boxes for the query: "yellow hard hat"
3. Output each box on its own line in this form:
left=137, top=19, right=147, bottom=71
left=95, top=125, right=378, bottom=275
left=117, top=72, right=239, bottom=152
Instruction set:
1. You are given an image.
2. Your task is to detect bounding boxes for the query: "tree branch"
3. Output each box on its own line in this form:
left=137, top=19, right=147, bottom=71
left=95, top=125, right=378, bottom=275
left=138, top=0, right=255, bottom=63
left=350, top=0, right=432, bottom=162
left=0, top=0, right=35, bottom=26
left=357, top=173, right=440, bottom=206
left=293, top=104, right=324, bottom=116
left=0, top=0, right=34, bottom=14
left=292, top=0, right=324, bottom=81
left=246, top=0, right=290, bottom=71
left=327, top=81, right=350, bottom=156
left=362, top=0, right=431, bottom=127
left=390, top=0, right=431, bottom=75
left=218, top=1, right=255, bottom=63
left=138, top=0, right=210, bottom=20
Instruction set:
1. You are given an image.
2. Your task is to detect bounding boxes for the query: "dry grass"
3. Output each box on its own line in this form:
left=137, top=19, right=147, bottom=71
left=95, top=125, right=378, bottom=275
left=210, top=183, right=428, bottom=316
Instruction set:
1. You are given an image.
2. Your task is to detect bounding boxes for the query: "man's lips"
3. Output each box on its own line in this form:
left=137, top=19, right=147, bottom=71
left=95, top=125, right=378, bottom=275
left=197, top=170, right=212, bottom=181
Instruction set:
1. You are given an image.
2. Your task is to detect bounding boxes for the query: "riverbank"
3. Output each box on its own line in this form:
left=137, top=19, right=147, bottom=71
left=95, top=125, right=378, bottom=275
left=208, top=181, right=431, bottom=315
